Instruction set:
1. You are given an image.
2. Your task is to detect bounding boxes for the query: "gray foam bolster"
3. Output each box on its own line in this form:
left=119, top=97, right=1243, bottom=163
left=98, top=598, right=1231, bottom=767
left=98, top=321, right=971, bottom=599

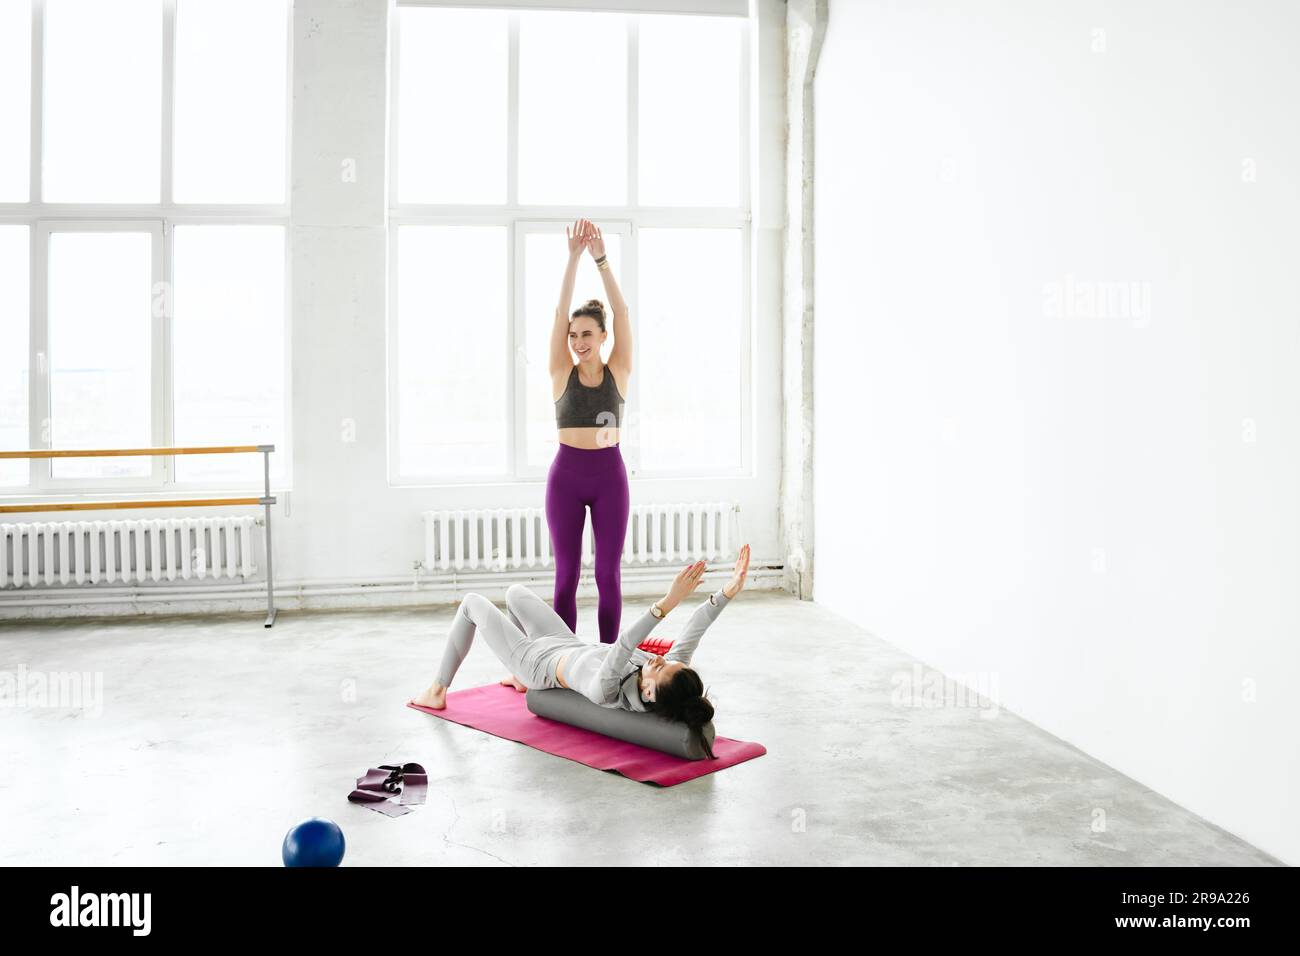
left=526, top=688, right=715, bottom=760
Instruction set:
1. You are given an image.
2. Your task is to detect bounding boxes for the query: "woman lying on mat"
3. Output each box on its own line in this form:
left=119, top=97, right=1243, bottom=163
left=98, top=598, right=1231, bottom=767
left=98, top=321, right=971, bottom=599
left=412, top=544, right=751, bottom=751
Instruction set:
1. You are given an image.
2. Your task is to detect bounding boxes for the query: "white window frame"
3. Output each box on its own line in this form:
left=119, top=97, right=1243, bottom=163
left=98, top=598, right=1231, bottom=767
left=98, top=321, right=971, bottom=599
left=0, top=0, right=294, bottom=498
left=36, top=219, right=166, bottom=490
left=388, top=0, right=752, bottom=487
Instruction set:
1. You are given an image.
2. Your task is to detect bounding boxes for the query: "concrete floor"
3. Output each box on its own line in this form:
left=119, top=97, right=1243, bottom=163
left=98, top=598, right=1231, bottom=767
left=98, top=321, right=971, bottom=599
left=0, top=591, right=1279, bottom=866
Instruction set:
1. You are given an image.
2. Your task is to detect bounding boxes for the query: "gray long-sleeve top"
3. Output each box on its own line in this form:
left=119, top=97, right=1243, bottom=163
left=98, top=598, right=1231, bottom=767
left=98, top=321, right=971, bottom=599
left=562, top=588, right=731, bottom=711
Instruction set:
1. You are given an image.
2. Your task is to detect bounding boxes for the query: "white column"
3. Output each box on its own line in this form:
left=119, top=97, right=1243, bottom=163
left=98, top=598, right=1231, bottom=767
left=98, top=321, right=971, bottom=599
left=781, top=0, right=827, bottom=599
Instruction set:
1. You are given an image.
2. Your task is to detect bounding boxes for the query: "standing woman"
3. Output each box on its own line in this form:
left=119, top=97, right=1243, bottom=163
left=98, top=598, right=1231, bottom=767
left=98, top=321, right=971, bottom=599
left=547, top=218, right=633, bottom=644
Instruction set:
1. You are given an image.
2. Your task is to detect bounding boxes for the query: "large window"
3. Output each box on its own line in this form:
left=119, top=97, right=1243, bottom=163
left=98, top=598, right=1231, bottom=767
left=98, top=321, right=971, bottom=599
left=0, top=0, right=290, bottom=491
left=390, top=1, right=750, bottom=483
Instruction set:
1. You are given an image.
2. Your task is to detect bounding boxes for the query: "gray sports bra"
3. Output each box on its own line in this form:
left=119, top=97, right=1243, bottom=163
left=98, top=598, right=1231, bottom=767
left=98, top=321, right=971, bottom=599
left=554, top=364, right=625, bottom=429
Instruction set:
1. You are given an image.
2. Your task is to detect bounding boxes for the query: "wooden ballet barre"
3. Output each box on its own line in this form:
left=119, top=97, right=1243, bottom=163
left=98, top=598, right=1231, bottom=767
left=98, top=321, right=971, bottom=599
left=0, top=445, right=272, bottom=459
left=0, top=444, right=279, bottom=628
left=0, top=497, right=271, bottom=515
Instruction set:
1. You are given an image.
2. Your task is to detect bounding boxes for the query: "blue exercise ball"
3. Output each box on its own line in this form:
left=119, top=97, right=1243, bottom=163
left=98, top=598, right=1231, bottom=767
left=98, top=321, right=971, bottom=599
left=282, top=817, right=346, bottom=867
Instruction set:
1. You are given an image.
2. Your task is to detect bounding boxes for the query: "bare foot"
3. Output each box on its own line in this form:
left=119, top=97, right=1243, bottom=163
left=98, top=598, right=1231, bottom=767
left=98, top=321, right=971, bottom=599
left=499, top=675, right=528, bottom=693
left=411, top=683, right=447, bottom=709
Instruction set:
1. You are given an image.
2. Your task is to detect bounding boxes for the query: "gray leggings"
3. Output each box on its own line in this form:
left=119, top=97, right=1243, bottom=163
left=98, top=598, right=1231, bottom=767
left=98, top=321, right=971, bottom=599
left=433, top=584, right=581, bottom=690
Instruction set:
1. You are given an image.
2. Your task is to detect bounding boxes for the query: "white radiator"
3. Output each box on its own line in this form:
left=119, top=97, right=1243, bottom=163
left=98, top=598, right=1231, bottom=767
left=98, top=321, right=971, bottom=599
left=421, top=502, right=739, bottom=573
left=0, top=517, right=259, bottom=589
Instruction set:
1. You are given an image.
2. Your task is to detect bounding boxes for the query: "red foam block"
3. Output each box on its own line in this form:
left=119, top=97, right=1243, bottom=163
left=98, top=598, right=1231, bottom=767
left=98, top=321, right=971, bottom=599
left=637, top=637, right=675, bottom=656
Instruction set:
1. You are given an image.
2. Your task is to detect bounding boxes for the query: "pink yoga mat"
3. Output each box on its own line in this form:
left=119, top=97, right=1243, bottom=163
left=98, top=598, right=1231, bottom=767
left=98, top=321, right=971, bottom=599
left=408, top=683, right=766, bottom=787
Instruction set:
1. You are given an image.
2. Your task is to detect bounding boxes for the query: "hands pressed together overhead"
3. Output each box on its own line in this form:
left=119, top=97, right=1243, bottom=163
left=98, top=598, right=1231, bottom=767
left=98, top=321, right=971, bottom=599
left=566, top=217, right=606, bottom=261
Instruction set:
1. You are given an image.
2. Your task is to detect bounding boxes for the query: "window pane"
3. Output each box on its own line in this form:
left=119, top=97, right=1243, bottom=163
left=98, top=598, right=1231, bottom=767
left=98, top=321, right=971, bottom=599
left=0, top=226, right=28, bottom=485
left=638, top=228, right=741, bottom=471
left=398, top=7, right=507, bottom=205
left=518, top=11, right=626, bottom=206
left=49, top=232, right=153, bottom=479
left=0, top=0, right=31, bottom=202
left=523, top=231, right=622, bottom=470
left=173, top=0, right=288, bottom=204
left=173, top=226, right=285, bottom=484
left=44, top=0, right=161, bottom=203
left=639, top=15, right=741, bottom=207
left=396, top=225, right=507, bottom=477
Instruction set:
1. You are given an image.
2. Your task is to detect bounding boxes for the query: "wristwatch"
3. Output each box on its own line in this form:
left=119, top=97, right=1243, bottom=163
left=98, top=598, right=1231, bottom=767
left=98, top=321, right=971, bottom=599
left=650, top=601, right=668, bottom=620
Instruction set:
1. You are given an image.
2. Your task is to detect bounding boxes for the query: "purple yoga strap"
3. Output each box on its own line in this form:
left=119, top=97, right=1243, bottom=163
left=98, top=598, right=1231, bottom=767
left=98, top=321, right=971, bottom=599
left=348, top=762, right=429, bottom=817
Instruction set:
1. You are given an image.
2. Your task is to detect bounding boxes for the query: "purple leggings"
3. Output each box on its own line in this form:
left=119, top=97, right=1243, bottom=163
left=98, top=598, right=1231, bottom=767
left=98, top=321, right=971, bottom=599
left=545, top=443, right=629, bottom=644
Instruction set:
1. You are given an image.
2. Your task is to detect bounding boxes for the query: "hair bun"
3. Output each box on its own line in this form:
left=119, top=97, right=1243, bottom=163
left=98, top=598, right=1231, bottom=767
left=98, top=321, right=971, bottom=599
left=571, top=299, right=608, bottom=331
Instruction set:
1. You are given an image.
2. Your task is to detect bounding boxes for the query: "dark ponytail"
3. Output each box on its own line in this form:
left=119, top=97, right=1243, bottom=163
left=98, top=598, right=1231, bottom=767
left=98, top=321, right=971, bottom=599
left=653, top=667, right=716, bottom=760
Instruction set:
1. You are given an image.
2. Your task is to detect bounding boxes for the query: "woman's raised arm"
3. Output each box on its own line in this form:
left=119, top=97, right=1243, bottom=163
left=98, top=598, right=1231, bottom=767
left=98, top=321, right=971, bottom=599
left=595, top=560, right=705, bottom=697
left=666, top=545, right=749, bottom=665
left=586, top=224, right=632, bottom=376
left=550, top=218, right=591, bottom=379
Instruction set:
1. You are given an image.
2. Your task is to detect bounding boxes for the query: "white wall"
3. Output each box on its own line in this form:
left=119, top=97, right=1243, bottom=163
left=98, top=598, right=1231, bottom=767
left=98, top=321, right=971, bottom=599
left=813, top=0, right=1300, bottom=863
